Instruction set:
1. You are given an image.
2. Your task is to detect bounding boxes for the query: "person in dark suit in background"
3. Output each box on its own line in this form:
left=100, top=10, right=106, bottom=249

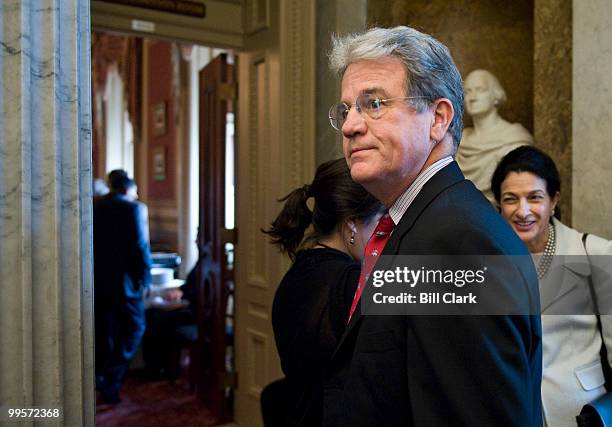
left=107, top=169, right=129, bottom=191
left=324, top=26, right=542, bottom=426
left=94, top=171, right=152, bottom=403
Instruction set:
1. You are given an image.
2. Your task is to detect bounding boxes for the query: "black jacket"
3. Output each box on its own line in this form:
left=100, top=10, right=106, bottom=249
left=94, top=193, right=152, bottom=301
left=271, top=248, right=359, bottom=426
left=323, top=162, right=542, bottom=426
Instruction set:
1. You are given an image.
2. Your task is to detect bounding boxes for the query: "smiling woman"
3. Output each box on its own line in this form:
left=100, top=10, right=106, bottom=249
left=492, top=145, right=560, bottom=256
left=498, top=171, right=558, bottom=254
left=492, top=145, right=612, bottom=426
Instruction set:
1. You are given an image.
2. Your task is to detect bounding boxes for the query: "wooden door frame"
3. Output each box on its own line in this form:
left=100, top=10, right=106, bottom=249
left=196, top=53, right=235, bottom=422
left=234, top=1, right=315, bottom=425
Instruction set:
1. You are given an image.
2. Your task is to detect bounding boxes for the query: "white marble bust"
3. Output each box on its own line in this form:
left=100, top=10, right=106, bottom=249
left=457, top=69, right=533, bottom=203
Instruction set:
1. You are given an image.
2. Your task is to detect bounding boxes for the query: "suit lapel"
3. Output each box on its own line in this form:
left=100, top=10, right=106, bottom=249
left=334, top=162, right=466, bottom=349
left=361, top=162, right=465, bottom=314
left=387, top=162, right=465, bottom=251
left=540, top=262, right=583, bottom=312
left=540, top=219, right=591, bottom=312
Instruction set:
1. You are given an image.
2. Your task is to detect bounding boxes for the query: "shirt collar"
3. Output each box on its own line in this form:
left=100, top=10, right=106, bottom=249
left=388, top=156, right=453, bottom=225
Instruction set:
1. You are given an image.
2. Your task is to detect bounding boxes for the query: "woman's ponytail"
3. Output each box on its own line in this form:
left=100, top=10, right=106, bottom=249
left=264, top=158, right=382, bottom=260
left=262, top=184, right=313, bottom=260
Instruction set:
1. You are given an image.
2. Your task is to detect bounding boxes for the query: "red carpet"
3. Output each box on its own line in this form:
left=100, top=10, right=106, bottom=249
left=96, top=372, right=218, bottom=426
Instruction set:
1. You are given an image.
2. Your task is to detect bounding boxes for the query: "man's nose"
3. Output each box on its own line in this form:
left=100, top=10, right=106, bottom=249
left=341, top=107, right=367, bottom=137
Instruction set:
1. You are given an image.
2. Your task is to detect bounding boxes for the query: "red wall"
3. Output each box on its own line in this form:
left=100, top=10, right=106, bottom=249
left=147, top=41, right=176, bottom=200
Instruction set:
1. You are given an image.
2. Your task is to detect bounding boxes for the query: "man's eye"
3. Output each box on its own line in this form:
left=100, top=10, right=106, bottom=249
left=361, top=96, right=382, bottom=111
left=339, top=106, right=349, bottom=119
left=368, top=98, right=383, bottom=109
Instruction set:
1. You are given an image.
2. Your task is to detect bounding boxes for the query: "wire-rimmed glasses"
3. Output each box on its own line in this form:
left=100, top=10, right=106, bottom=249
left=328, top=94, right=426, bottom=131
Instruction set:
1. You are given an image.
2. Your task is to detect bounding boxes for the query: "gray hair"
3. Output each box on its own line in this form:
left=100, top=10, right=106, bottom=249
left=329, top=26, right=464, bottom=146
left=465, top=69, right=507, bottom=107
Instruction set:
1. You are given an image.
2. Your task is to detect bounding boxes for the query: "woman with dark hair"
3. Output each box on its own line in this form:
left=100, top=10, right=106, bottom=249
left=262, top=158, right=383, bottom=426
left=492, top=145, right=612, bottom=426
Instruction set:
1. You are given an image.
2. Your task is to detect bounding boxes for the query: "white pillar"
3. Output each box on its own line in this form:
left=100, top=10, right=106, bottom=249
left=0, top=1, right=94, bottom=425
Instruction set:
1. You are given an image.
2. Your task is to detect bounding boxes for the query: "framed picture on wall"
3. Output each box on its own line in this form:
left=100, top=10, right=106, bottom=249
left=152, top=101, right=167, bottom=136
left=152, top=146, right=166, bottom=181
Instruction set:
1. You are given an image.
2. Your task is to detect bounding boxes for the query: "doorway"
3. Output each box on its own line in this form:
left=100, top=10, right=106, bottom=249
left=92, top=30, right=237, bottom=424
left=91, top=1, right=316, bottom=425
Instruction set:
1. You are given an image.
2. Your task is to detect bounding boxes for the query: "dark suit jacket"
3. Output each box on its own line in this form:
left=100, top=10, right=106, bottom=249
left=94, top=193, right=152, bottom=301
left=323, top=162, right=542, bottom=426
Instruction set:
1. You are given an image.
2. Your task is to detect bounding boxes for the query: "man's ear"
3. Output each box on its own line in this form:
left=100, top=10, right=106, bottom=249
left=430, top=98, right=454, bottom=143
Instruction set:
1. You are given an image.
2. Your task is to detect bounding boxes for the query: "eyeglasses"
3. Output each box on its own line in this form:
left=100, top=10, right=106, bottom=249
left=328, top=94, right=426, bottom=131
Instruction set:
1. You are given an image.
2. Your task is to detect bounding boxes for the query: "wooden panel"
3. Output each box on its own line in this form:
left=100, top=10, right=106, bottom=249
left=246, top=328, right=268, bottom=398
left=234, top=1, right=315, bottom=425
left=246, top=56, right=271, bottom=290
left=147, top=41, right=177, bottom=200
left=148, top=199, right=179, bottom=251
left=148, top=202, right=179, bottom=220
left=245, top=0, right=270, bottom=34
left=247, top=302, right=269, bottom=320
left=196, top=53, right=234, bottom=423
left=235, top=49, right=277, bottom=427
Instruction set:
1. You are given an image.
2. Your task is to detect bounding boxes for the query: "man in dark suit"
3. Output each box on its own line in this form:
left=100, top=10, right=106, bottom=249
left=94, top=171, right=151, bottom=403
left=324, top=26, right=542, bottom=425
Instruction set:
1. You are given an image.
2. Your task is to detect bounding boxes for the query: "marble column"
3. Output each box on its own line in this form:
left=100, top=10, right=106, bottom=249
left=0, top=1, right=94, bottom=425
left=534, top=0, right=572, bottom=224
left=573, top=0, right=612, bottom=239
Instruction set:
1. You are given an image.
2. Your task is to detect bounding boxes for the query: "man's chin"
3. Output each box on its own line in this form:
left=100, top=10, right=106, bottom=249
left=349, top=166, right=376, bottom=185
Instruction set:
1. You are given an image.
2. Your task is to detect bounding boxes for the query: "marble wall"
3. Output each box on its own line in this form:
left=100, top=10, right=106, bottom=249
left=368, top=0, right=534, bottom=133
left=0, top=0, right=94, bottom=424
left=573, top=0, right=612, bottom=238
left=534, top=0, right=572, bottom=224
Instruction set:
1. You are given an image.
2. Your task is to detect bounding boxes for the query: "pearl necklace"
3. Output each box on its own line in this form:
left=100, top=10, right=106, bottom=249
left=537, top=223, right=556, bottom=280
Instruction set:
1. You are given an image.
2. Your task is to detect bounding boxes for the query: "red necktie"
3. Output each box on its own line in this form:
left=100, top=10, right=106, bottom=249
left=348, top=213, right=395, bottom=322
